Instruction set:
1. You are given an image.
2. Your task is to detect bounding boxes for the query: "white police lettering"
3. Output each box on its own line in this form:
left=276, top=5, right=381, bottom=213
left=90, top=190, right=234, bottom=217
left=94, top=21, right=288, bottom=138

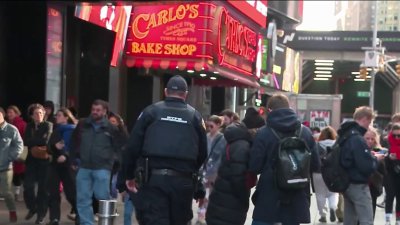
left=137, top=112, right=143, bottom=120
left=161, top=116, right=188, bottom=124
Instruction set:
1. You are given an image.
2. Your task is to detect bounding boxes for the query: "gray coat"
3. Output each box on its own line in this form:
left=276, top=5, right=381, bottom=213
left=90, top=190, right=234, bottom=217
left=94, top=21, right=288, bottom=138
left=0, top=122, right=23, bottom=171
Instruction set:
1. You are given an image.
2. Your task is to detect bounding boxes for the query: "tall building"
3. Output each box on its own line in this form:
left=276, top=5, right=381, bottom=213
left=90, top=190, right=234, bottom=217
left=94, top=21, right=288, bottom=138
left=377, top=1, right=400, bottom=31
left=335, top=1, right=374, bottom=31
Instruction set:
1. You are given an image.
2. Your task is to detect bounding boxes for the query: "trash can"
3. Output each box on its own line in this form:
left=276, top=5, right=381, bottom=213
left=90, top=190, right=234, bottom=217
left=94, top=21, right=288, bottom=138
left=98, top=200, right=119, bottom=225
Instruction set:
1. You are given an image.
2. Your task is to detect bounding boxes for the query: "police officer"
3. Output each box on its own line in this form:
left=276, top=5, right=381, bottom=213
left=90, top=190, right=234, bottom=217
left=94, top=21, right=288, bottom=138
left=124, top=75, right=208, bottom=225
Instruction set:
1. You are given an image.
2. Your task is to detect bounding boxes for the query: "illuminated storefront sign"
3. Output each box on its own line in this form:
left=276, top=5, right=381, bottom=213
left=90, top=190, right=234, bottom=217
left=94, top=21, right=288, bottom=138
left=211, top=6, right=258, bottom=76
left=125, top=2, right=260, bottom=78
left=125, top=3, right=208, bottom=59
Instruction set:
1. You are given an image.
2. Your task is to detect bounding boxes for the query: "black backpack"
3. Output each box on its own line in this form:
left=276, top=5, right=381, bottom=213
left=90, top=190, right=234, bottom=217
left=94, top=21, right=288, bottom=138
left=321, top=130, right=358, bottom=193
left=270, top=125, right=312, bottom=190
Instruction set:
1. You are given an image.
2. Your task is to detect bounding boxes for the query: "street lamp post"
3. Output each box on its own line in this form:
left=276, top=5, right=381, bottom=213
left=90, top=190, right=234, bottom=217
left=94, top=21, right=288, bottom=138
left=369, top=1, right=378, bottom=111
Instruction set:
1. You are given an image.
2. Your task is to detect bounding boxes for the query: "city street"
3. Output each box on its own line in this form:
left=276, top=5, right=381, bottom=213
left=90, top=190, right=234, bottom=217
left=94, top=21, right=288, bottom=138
left=0, top=192, right=390, bottom=225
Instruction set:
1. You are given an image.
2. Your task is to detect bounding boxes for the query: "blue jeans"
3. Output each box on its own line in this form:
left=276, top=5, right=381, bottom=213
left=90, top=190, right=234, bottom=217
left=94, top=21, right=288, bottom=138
left=76, top=168, right=111, bottom=225
left=124, top=194, right=135, bottom=225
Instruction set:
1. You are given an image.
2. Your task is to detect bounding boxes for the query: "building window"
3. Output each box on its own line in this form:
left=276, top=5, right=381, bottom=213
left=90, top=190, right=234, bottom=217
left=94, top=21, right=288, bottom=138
left=395, top=16, right=398, bottom=20
left=394, top=26, right=398, bottom=31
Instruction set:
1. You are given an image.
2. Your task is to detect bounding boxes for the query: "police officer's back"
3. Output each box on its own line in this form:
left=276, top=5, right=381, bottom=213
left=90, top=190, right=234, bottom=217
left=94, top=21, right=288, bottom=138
left=124, top=75, right=207, bottom=225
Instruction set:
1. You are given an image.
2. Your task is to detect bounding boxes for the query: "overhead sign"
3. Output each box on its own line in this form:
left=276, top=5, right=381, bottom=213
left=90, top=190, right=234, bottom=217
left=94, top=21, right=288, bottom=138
left=226, top=0, right=267, bottom=28
left=279, top=30, right=400, bottom=52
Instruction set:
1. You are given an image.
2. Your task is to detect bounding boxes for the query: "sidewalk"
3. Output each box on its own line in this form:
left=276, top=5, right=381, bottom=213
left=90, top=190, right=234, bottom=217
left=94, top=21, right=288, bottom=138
left=0, top=193, right=391, bottom=225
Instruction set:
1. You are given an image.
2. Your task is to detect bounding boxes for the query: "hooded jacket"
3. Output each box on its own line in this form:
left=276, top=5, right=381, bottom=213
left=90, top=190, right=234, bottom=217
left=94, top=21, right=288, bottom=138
left=248, top=108, right=320, bottom=224
left=338, top=121, right=377, bottom=183
left=0, top=122, right=24, bottom=171
left=206, top=122, right=253, bottom=225
left=314, top=139, right=336, bottom=173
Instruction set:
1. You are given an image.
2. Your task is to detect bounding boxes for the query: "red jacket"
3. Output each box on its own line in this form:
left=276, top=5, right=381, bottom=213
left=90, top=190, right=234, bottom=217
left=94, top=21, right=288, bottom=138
left=10, top=116, right=26, bottom=174
left=388, top=132, right=400, bottom=158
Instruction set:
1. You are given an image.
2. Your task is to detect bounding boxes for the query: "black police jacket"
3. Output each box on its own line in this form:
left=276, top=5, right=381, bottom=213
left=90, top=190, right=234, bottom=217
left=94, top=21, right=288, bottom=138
left=124, top=97, right=208, bottom=180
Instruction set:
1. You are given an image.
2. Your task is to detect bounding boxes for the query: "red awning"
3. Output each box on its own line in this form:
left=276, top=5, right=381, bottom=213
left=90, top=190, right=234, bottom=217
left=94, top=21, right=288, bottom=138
left=125, top=58, right=209, bottom=71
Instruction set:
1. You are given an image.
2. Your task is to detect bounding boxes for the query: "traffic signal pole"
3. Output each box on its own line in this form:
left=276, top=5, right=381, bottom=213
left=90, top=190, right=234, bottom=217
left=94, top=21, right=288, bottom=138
left=369, top=1, right=378, bottom=111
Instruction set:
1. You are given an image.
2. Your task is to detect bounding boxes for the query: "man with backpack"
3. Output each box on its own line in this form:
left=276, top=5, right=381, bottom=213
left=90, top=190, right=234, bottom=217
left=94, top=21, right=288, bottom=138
left=249, top=94, right=320, bottom=225
left=337, top=106, right=383, bottom=225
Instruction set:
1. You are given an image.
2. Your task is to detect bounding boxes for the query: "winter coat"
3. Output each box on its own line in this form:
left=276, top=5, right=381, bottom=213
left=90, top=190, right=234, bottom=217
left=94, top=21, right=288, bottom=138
left=0, top=122, right=23, bottom=171
left=70, top=117, right=123, bottom=171
left=203, top=132, right=226, bottom=183
left=10, top=116, right=26, bottom=174
left=24, top=121, right=53, bottom=164
left=338, top=121, right=377, bottom=183
left=314, top=139, right=335, bottom=173
left=206, top=122, right=253, bottom=225
left=48, top=124, right=76, bottom=165
left=248, top=108, right=320, bottom=224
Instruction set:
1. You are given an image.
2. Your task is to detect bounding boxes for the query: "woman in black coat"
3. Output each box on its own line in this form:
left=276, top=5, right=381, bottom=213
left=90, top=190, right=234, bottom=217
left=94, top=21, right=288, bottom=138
left=206, top=122, right=256, bottom=225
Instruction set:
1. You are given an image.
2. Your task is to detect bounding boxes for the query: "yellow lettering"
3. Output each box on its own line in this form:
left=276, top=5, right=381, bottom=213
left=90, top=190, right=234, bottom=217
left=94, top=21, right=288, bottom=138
left=157, top=9, right=168, bottom=25
left=164, top=44, right=196, bottom=55
left=168, top=7, right=177, bottom=22
left=189, top=5, right=199, bottom=19
left=147, top=14, right=157, bottom=30
left=176, top=5, right=186, bottom=20
left=132, top=14, right=150, bottom=39
left=131, top=42, right=140, bottom=53
left=155, top=43, right=163, bottom=54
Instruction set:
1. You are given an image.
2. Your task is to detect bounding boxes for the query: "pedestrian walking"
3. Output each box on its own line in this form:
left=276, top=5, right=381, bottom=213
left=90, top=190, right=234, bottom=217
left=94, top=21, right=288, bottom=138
left=124, top=75, right=208, bottom=225
left=6, top=105, right=26, bottom=201
left=312, top=126, right=339, bottom=223
left=249, top=93, right=320, bottom=225
left=0, top=107, right=24, bottom=223
left=70, top=99, right=123, bottom=225
left=47, top=108, right=78, bottom=225
left=23, top=103, right=53, bottom=224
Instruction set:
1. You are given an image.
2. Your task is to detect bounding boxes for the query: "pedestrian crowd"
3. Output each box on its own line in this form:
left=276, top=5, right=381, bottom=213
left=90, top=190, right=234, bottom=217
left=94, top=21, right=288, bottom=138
left=0, top=75, right=399, bottom=225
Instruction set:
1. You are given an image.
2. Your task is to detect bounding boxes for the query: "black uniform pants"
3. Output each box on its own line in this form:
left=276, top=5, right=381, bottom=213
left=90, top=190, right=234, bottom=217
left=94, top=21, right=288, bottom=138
left=386, top=171, right=400, bottom=215
left=47, top=163, right=77, bottom=221
left=23, top=160, right=49, bottom=219
left=133, top=174, right=194, bottom=225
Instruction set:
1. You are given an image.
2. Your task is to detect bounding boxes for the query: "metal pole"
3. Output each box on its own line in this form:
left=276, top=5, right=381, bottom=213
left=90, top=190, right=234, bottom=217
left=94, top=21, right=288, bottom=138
left=369, top=1, right=378, bottom=110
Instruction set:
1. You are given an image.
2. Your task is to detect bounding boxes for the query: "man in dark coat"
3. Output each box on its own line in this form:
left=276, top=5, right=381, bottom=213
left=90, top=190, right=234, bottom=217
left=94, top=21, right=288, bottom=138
left=249, top=94, right=320, bottom=225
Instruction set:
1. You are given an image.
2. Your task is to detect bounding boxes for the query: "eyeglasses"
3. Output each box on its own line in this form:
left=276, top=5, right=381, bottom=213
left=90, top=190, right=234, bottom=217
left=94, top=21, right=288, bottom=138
left=393, top=134, right=400, bottom=138
left=208, top=125, right=214, bottom=129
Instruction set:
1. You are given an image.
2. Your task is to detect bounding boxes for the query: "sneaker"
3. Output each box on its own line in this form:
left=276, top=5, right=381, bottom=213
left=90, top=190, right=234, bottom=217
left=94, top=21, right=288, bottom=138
left=25, top=210, right=36, bottom=220
left=67, top=213, right=76, bottom=221
left=35, top=217, right=45, bottom=224
left=330, top=209, right=336, bottom=222
left=9, top=211, right=17, bottom=223
left=319, top=217, right=327, bottom=223
left=47, top=219, right=59, bottom=225
left=338, top=217, right=344, bottom=223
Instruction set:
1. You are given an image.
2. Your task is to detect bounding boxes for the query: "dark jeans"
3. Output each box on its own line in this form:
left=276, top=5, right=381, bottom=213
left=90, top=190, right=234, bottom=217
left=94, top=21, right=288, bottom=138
left=133, top=174, right=194, bottom=225
left=386, top=172, right=400, bottom=215
left=12, top=172, right=24, bottom=186
left=23, top=160, right=49, bottom=220
left=48, top=163, right=77, bottom=221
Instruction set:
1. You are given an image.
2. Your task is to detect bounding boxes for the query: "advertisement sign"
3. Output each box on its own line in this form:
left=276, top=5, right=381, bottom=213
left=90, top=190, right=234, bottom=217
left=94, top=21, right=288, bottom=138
left=210, top=6, right=258, bottom=76
left=75, top=4, right=132, bottom=66
left=46, top=4, right=63, bottom=105
left=310, top=110, right=331, bottom=128
left=280, top=30, right=400, bottom=52
left=226, top=0, right=267, bottom=28
left=125, top=3, right=209, bottom=59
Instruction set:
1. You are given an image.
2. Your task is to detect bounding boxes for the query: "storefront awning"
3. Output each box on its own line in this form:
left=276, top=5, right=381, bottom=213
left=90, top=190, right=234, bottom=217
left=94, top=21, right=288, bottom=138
left=125, top=58, right=209, bottom=71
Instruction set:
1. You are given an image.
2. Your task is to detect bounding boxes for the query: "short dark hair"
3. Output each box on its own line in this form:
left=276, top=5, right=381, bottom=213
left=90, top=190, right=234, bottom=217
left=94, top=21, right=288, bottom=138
left=220, top=109, right=239, bottom=121
left=392, top=123, right=400, bottom=132
left=28, top=103, right=45, bottom=116
left=92, top=99, right=109, bottom=111
left=267, top=94, right=290, bottom=111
